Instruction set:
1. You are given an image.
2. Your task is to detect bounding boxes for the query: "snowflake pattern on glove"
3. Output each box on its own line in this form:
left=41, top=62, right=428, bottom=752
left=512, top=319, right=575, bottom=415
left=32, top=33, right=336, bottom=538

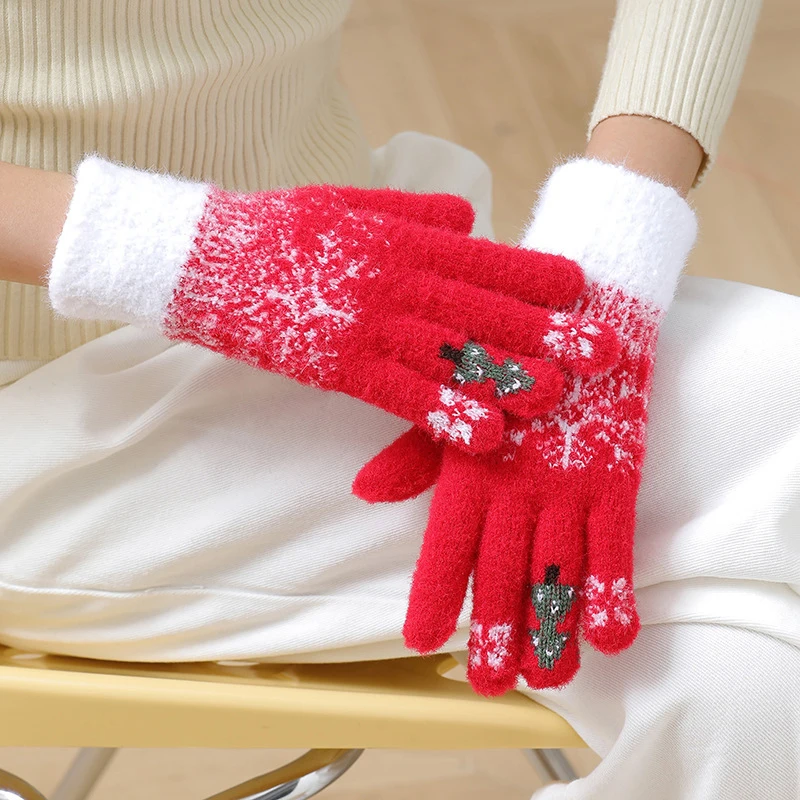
left=362, top=160, right=698, bottom=697
left=543, top=311, right=601, bottom=361
left=488, top=281, right=661, bottom=676
left=426, top=386, right=491, bottom=446
left=520, top=283, right=662, bottom=474
left=469, top=622, right=513, bottom=671
left=584, top=575, right=636, bottom=630
left=167, top=187, right=385, bottom=385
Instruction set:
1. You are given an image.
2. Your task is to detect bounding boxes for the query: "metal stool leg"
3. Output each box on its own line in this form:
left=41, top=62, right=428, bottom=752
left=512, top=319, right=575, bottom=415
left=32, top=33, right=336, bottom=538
left=50, top=749, right=117, bottom=800
left=0, top=768, right=48, bottom=800
left=525, top=749, right=578, bottom=784
left=203, top=749, right=364, bottom=800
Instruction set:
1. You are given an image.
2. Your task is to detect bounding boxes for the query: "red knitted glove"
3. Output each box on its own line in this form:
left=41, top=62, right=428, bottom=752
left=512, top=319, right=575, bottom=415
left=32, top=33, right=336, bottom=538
left=49, top=156, right=618, bottom=453
left=354, top=160, right=698, bottom=695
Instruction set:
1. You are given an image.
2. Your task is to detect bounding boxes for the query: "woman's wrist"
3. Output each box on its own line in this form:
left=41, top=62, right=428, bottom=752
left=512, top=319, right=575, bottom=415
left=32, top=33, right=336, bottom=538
left=0, top=161, right=75, bottom=286
left=585, top=115, right=704, bottom=197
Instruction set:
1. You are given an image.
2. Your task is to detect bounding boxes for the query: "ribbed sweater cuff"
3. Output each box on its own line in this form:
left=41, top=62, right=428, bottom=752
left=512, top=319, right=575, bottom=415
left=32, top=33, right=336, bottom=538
left=589, top=0, right=762, bottom=185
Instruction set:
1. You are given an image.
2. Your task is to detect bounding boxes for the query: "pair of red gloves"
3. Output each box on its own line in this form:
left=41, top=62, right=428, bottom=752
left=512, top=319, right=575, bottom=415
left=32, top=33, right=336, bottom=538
left=49, top=155, right=696, bottom=695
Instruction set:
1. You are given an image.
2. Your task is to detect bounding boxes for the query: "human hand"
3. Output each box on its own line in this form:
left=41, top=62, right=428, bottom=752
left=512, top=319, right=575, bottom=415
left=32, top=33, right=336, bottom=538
left=48, top=156, right=620, bottom=453
left=354, top=159, right=698, bottom=694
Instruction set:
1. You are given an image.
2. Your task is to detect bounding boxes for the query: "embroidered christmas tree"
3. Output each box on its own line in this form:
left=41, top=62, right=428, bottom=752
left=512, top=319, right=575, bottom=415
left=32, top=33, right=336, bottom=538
left=440, top=340, right=535, bottom=396
left=530, top=564, right=576, bottom=670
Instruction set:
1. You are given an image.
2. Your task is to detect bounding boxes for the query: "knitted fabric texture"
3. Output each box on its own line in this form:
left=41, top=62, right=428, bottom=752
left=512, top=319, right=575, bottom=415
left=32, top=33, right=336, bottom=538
left=49, top=155, right=620, bottom=454
left=353, top=159, right=698, bottom=696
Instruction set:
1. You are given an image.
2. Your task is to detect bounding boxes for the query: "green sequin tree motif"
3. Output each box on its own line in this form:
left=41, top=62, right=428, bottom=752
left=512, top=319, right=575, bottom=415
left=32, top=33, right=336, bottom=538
left=530, top=564, right=577, bottom=670
left=440, top=341, right=535, bottom=396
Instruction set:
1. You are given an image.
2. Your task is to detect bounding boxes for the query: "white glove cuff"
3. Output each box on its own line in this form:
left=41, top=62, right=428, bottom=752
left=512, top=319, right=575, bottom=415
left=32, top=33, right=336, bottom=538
left=48, top=155, right=210, bottom=326
left=520, top=159, right=698, bottom=310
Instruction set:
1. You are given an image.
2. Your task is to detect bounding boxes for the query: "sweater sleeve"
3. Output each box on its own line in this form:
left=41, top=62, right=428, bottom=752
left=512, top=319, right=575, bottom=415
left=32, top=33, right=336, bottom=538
left=589, top=0, right=762, bottom=184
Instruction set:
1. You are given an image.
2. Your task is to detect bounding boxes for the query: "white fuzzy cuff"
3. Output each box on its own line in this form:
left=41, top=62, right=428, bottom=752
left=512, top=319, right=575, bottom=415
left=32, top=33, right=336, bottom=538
left=49, top=155, right=210, bottom=326
left=520, top=159, right=698, bottom=310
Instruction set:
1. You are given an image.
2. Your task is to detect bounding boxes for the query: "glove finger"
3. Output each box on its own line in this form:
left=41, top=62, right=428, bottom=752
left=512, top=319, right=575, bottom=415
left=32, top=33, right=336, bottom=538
left=346, top=359, right=505, bottom=454
left=520, top=503, right=585, bottom=690
left=403, top=450, right=487, bottom=654
left=538, top=310, right=621, bottom=376
left=406, top=225, right=585, bottom=307
left=332, top=186, right=475, bottom=234
left=352, top=426, right=444, bottom=503
left=390, top=270, right=619, bottom=377
left=582, top=489, right=640, bottom=654
left=381, top=316, right=564, bottom=419
left=466, top=498, right=533, bottom=697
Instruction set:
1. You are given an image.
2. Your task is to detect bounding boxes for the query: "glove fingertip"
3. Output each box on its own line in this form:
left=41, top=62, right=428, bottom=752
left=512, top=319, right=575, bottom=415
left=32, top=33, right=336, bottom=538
left=583, top=609, right=641, bottom=655
left=437, top=404, right=504, bottom=455
left=352, top=465, right=434, bottom=503
left=467, top=666, right=519, bottom=698
left=513, top=251, right=586, bottom=307
left=574, top=323, right=621, bottom=377
left=351, top=427, right=444, bottom=503
left=403, top=620, right=453, bottom=656
left=412, top=193, right=475, bottom=235
left=500, top=362, right=564, bottom=420
left=548, top=253, right=586, bottom=304
left=521, top=661, right=580, bottom=691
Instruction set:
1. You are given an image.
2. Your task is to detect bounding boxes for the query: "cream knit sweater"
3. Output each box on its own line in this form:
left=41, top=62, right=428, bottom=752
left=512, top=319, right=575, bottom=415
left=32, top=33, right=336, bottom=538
left=0, top=0, right=760, bottom=363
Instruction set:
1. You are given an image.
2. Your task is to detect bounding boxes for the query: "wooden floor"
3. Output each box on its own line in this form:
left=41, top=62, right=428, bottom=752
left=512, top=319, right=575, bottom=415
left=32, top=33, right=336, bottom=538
left=2, top=0, right=798, bottom=797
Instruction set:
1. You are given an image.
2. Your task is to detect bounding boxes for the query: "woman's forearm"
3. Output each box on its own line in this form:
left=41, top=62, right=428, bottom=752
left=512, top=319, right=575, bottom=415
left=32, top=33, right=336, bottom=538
left=589, top=0, right=761, bottom=186
left=0, top=160, right=75, bottom=286
left=585, top=115, right=704, bottom=197
left=0, top=119, right=700, bottom=292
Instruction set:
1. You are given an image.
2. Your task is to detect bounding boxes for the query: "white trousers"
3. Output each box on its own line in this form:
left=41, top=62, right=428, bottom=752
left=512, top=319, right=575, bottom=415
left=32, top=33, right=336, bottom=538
left=0, top=133, right=798, bottom=799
